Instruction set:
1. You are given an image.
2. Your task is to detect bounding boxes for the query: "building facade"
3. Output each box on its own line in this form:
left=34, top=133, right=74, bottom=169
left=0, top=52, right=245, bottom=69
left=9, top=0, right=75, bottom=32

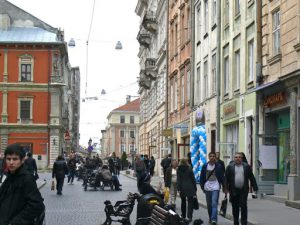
left=219, top=0, right=260, bottom=172
left=0, top=0, right=80, bottom=168
left=104, top=98, right=140, bottom=159
left=257, top=0, right=300, bottom=199
left=167, top=0, right=192, bottom=160
left=136, top=0, right=168, bottom=176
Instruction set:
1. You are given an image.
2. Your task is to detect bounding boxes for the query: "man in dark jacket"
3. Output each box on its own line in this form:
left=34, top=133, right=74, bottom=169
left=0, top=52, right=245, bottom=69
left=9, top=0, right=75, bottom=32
left=67, top=153, right=77, bottom=184
left=24, top=152, right=38, bottom=177
left=225, top=152, right=258, bottom=225
left=160, top=154, right=171, bottom=182
left=0, top=143, right=45, bottom=225
left=52, top=155, right=68, bottom=195
left=200, top=152, right=225, bottom=225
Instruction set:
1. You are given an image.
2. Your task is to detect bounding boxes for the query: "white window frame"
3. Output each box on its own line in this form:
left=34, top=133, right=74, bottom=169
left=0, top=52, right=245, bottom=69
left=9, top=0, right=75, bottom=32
left=130, top=115, right=134, bottom=124
left=203, top=60, right=208, bottom=99
left=129, top=130, right=135, bottom=139
left=196, top=4, right=201, bottom=43
left=174, top=78, right=178, bottom=110
left=120, top=129, right=125, bottom=138
left=272, top=10, right=281, bottom=55
left=120, top=115, right=125, bottom=123
left=18, top=97, right=33, bottom=123
left=235, top=0, right=240, bottom=15
left=224, top=56, right=229, bottom=94
left=170, top=81, right=174, bottom=112
left=211, top=54, right=216, bottom=94
left=234, top=50, right=240, bottom=90
left=248, top=40, right=254, bottom=83
left=18, top=54, right=34, bottom=82
left=212, top=0, right=217, bottom=25
left=196, top=66, right=201, bottom=101
left=224, top=0, right=229, bottom=26
left=204, top=0, right=209, bottom=33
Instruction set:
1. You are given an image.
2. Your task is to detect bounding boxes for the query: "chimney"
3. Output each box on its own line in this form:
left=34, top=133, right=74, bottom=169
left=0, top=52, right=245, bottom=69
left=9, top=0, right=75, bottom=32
left=0, top=14, right=11, bottom=30
left=126, top=95, right=131, bottom=103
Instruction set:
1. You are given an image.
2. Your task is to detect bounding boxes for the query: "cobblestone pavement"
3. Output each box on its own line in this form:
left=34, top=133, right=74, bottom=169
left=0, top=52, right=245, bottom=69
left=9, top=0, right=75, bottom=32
left=39, top=172, right=232, bottom=225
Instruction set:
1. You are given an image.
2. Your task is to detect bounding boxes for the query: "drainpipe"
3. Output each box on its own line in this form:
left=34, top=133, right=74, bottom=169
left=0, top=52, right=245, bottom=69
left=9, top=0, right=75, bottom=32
left=216, top=0, right=221, bottom=152
left=165, top=0, right=169, bottom=146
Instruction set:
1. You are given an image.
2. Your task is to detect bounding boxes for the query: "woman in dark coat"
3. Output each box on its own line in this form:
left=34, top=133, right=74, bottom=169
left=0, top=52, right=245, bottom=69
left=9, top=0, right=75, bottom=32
left=177, top=158, right=197, bottom=222
left=0, top=143, right=45, bottom=225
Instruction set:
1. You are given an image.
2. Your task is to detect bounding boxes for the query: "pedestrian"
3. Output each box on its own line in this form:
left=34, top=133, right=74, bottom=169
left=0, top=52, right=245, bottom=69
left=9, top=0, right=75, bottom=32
left=108, top=152, right=116, bottom=175
left=134, top=154, right=146, bottom=180
left=149, top=155, right=156, bottom=176
left=67, top=153, right=77, bottom=184
left=0, top=153, right=5, bottom=183
left=224, top=152, right=258, bottom=225
left=52, top=155, right=69, bottom=195
left=177, top=158, right=197, bottom=223
left=24, top=152, right=38, bottom=178
left=0, top=143, right=45, bottom=225
left=215, top=152, right=225, bottom=175
left=165, top=159, right=178, bottom=209
left=160, top=153, right=171, bottom=182
left=144, top=154, right=150, bottom=173
left=200, top=152, right=225, bottom=225
left=115, top=157, right=121, bottom=175
left=187, top=152, right=192, bottom=166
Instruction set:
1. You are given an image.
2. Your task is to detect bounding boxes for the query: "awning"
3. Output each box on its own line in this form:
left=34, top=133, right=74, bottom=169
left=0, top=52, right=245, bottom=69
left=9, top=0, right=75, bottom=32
left=250, top=80, right=280, bottom=93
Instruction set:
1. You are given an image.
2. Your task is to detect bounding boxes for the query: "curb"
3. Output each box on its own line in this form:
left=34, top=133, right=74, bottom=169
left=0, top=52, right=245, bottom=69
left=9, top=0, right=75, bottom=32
left=37, top=180, right=47, bottom=190
left=122, top=172, right=258, bottom=225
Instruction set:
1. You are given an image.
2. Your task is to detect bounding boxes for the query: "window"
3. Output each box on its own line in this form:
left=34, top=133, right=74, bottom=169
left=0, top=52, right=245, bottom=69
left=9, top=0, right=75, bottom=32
left=174, top=78, right=178, bottom=110
left=234, top=50, right=240, bottom=90
left=248, top=40, right=254, bottom=82
left=170, top=81, right=174, bottom=112
left=129, top=130, right=135, bottom=138
left=212, top=0, right=217, bottom=25
left=120, top=115, right=125, bottom=123
left=224, top=56, right=229, bottom=94
left=235, top=0, right=240, bottom=15
left=224, top=0, right=229, bottom=26
left=211, top=54, right=216, bottom=94
left=181, top=13, right=185, bottom=45
left=175, top=23, right=178, bottom=54
left=273, top=10, right=281, bottom=55
left=203, top=61, right=208, bottom=99
left=21, top=64, right=32, bottom=82
left=130, top=115, right=134, bottom=124
left=196, top=4, right=201, bottom=43
left=181, top=75, right=185, bottom=106
left=19, top=55, right=33, bottom=82
left=120, top=129, right=125, bottom=138
left=20, top=100, right=30, bottom=119
left=204, top=0, right=209, bottom=34
left=187, top=70, right=190, bottom=102
left=120, top=144, right=125, bottom=153
left=196, top=66, right=201, bottom=100
left=187, top=8, right=191, bottom=41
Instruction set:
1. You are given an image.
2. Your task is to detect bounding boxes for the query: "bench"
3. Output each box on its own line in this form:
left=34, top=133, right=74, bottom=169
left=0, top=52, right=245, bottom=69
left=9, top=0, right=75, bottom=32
left=147, top=205, right=187, bottom=225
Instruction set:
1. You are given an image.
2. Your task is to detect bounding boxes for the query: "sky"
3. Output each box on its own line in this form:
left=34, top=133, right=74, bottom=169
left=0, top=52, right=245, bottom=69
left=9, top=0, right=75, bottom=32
left=8, top=0, right=140, bottom=147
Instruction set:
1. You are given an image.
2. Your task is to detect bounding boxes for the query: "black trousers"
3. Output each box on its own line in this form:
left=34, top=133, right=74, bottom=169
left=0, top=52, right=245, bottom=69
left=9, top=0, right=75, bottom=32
left=231, top=189, right=248, bottom=225
left=180, top=194, right=194, bottom=219
left=56, top=177, right=65, bottom=194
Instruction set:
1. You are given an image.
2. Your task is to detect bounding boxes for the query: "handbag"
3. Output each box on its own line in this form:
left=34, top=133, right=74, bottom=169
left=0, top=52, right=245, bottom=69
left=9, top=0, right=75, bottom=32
left=193, top=195, right=199, bottom=210
left=164, top=187, right=170, bottom=203
left=219, top=195, right=228, bottom=217
left=51, top=180, right=55, bottom=191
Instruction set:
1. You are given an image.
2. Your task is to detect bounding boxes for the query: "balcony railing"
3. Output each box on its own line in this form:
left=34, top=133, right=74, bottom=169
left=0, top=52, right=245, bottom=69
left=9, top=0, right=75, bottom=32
left=144, top=58, right=157, bottom=80
left=137, top=30, right=151, bottom=48
left=142, top=11, right=157, bottom=33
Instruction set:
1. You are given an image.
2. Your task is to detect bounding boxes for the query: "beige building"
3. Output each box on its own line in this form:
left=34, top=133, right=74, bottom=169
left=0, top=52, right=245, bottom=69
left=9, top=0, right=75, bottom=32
left=103, top=99, right=140, bottom=159
left=257, top=0, right=300, bottom=200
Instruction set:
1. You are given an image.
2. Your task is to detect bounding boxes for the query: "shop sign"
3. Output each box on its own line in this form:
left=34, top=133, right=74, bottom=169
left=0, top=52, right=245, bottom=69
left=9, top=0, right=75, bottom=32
left=223, top=101, right=237, bottom=119
left=162, top=128, right=173, bottom=137
left=263, top=92, right=286, bottom=108
left=195, top=108, right=205, bottom=124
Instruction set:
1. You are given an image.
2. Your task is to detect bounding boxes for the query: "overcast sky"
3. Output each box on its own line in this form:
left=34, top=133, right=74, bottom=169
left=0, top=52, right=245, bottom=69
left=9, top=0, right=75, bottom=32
left=8, top=0, right=140, bottom=146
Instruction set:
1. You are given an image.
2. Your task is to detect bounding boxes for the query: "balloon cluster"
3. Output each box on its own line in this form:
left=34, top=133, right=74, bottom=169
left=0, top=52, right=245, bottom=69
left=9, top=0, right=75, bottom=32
left=190, top=124, right=207, bottom=183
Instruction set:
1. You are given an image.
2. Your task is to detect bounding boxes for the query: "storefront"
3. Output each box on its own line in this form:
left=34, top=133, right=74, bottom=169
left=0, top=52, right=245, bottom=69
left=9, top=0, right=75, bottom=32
left=257, top=79, right=300, bottom=200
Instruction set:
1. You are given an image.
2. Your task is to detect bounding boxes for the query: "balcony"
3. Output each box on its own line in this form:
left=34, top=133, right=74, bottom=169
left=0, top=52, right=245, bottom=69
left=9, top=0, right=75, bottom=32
left=144, top=58, right=157, bottom=80
left=138, top=70, right=151, bottom=90
left=142, top=11, right=157, bottom=33
left=137, top=30, right=151, bottom=48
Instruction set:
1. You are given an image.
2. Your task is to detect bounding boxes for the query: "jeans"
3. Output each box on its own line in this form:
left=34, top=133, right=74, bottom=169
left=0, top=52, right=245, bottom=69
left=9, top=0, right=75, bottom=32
left=231, top=189, right=248, bottom=225
left=68, top=169, right=75, bottom=183
left=205, top=190, right=220, bottom=222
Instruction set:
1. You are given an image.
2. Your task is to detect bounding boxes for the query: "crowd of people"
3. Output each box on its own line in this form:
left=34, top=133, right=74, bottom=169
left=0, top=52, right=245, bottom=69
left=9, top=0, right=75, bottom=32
left=0, top=142, right=258, bottom=225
